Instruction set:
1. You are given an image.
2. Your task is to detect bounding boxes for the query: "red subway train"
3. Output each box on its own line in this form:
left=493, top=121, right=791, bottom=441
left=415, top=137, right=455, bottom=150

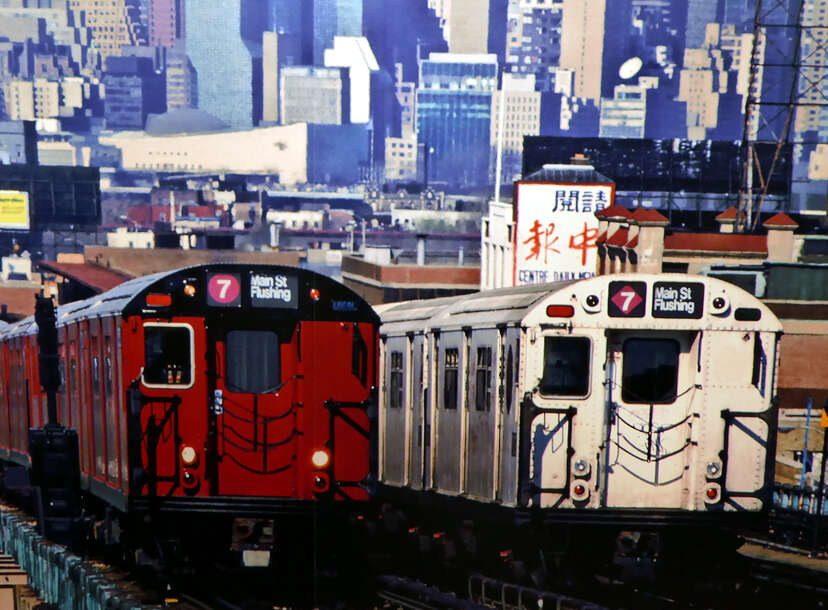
left=0, top=264, right=379, bottom=567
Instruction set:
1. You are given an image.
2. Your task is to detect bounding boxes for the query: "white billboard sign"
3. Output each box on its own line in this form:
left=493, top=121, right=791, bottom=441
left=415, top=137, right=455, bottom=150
left=513, top=182, right=614, bottom=285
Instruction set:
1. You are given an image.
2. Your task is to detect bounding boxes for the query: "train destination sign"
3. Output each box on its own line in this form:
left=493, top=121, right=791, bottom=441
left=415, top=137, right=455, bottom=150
left=608, top=281, right=646, bottom=317
left=250, top=272, right=298, bottom=308
left=652, top=282, right=704, bottom=319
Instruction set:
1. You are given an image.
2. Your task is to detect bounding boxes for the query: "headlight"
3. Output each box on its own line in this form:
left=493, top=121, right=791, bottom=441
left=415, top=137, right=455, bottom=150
left=181, top=445, right=198, bottom=466
left=311, top=449, right=330, bottom=468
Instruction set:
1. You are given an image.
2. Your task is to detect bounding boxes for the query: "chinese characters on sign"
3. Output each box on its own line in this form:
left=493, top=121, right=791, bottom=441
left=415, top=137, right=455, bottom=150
left=514, top=182, right=613, bottom=285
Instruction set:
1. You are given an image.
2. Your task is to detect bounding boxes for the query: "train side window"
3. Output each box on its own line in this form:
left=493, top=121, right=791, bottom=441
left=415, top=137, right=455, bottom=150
left=539, top=337, right=590, bottom=397
left=352, top=325, right=368, bottom=386
left=475, top=347, right=492, bottom=411
left=389, top=351, right=403, bottom=408
left=444, top=348, right=459, bottom=409
left=225, top=330, right=281, bottom=394
left=143, top=324, right=193, bottom=387
left=91, top=352, right=100, bottom=397
left=621, top=338, right=679, bottom=404
left=505, top=346, right=514, bottom=413
left=751, top=332, right=766, bottom=397
left=104, top=353, right=112, bottom=399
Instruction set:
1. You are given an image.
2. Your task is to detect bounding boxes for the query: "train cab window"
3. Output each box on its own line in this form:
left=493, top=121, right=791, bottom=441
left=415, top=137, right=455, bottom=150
left=475, top=347, right=493, bottom=411
left=225, top=330, right=281, bottom=394
left=539, top=337, right=590, bottom=397
left=143, top=325, right=193, bottom=387
left=443, top=348, right=459, bottom=409
left=621, top=338, right=679, bottom=404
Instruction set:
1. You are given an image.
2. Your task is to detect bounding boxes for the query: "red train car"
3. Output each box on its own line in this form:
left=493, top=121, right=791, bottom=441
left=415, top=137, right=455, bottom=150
left=0, top=264, right=379, bottom=565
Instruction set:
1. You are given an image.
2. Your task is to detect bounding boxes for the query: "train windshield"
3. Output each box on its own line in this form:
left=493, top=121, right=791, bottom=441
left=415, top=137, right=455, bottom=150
left=144, top=325, right=192, bottom=386
left=539, top=337, right=590, bottom=396
left=225, top=329, right=281, bottom=394
left=621, top=338, right=679, bottom=404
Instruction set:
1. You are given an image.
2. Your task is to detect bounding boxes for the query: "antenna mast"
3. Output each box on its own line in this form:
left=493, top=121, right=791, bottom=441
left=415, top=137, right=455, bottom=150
left=738, top=0, right=826, bottom=232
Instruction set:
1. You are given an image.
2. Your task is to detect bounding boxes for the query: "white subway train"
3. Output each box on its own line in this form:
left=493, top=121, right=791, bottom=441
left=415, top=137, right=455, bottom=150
left=375, top=274, right=782, bottom=547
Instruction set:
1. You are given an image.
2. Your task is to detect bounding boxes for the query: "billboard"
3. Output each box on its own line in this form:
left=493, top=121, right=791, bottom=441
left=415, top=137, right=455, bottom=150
left=0, top=190, right=30, bottom=230
left=0, top=164, right=101, bottom=230
left=523, top=137, right=791, bottom=196
left=513, top=182, right=613, bottom=285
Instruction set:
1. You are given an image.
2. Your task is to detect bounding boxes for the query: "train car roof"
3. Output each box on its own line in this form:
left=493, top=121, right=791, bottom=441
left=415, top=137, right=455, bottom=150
left=379, top=281, right=575, bottom=334
left=4, top=263, right=379, bottom=337
left=379, top=274, right=784, bottom=334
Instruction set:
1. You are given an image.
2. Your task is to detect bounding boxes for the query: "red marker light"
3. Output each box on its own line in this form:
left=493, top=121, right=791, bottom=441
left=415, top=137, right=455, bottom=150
left=706, top=487, right=719, bottom=500
left=546, top=305, right=575, bottom=318
left=309, top=288, right=321, bottom=301
left=146, top=293, right=172, bottom=307
left=573, top=484, right=586, bottom=496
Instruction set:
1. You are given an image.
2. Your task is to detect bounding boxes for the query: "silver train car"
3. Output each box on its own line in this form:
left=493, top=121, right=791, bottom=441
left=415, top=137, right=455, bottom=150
left=376, top=274, right=782, bottom=536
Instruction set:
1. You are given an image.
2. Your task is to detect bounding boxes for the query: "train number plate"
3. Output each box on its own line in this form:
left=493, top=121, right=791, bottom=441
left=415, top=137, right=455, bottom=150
left=608, top=281, right=646, bottom=317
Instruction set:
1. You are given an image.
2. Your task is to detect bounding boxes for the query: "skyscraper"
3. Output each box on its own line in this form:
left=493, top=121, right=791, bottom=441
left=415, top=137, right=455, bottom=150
left=68, top=0, right=133, bottom=64
left=416, top=53, right=497, bottom=187
left=185, top=0, right=265, bottom=129
left=149, top=0, right=178, bottom=48
left=312, top=0, right=363, bottom=65
left=443, top=0, right=490, bottom=54
left=505, top=0, right=563, bottom=92
left=685, top=0, right=720, bottom=48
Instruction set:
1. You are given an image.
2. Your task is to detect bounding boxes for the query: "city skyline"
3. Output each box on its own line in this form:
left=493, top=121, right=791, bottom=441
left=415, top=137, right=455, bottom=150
left=0, top=0, right=826, bottom=211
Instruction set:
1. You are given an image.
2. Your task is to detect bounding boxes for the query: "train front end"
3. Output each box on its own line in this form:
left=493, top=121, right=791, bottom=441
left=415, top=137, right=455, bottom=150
left=520, top=274, right=782, bottom=522
left=120, top=264, right=379, bottom=565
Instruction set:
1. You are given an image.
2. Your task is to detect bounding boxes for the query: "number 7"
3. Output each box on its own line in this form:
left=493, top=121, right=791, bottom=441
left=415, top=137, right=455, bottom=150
left=619, top=290, right=636, bottom=312
left=216, top=278, right=231, bottom=299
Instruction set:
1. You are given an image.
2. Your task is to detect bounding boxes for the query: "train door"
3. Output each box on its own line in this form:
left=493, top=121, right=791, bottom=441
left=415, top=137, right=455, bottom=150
left=497, top=327, right=521, bottom=505
left=208, top=321, right=300, bottom=497
left=423, top=333, right=435, bottom=489
left=78, top=322, right=92, bottom=478
left=0, top=344, right=7, bottom=456
left=434, top=330, right=467, bottom=493
left=299, top=320, right=374, bottom=501
left=602, top=331, right=699, bottom=509
left=465, top=329, right=499, bottom=501
left=89, top=319, right=106, bottom=481
left=102, top=319, right=120, bottom=488
left=407, top=333, right=425, bottom=489
left=381, top=335, right=408, bottom=485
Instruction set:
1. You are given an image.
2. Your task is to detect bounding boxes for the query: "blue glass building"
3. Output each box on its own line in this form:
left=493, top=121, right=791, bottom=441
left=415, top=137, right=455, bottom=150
left=416, top=53, right=497, bottom=187
left=185, top=0, right=266, bottom=129
left=313, top=0, right=363, bottom=64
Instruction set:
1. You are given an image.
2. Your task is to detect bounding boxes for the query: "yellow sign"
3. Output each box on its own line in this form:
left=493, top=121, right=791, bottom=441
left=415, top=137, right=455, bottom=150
left=0, top=191, right=30, bottom=230
left=821, top=406, right=828, bottom=429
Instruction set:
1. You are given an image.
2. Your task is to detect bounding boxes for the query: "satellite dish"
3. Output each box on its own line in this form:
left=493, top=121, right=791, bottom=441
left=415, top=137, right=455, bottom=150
left=619, top=57, right=643, bottom=80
